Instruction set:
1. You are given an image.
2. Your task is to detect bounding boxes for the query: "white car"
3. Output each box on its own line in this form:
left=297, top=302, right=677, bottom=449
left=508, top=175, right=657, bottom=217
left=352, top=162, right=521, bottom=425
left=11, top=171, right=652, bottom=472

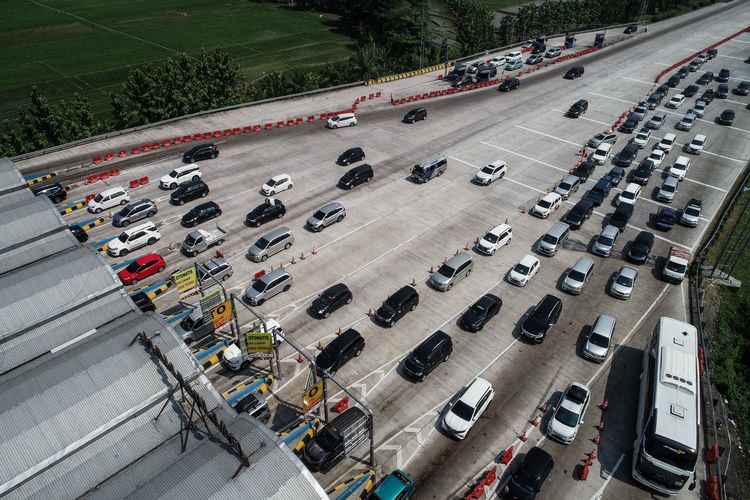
left=632, top=128, right=651, bottom=148
left=668, top=156, right=691, bottom=180
left=617, top=182, right=641, bottom=206
left=591, top=143, right=612, bottom=165
left=583, top=314, right=616, bottom=362
left=656, top=133, right=677, bottom=153
left=665, top=94, right=685, bottom=109
left=442, top=378, right=494, bottom=439
left=326, top=112, right=357, bottom=129
left=547, top=382, right=590, bottom=444
left=489, top=55, right=507, bottom=67
left=508, top=254, right=540, bottom=286
left=474, top=160, right=507, bottom=185
left=506, top=51, right=522, bottom=62
left=647, top=148, right=666, bottom=167
left=693, top=99, right=707, bottom=118
left=260, top=174, right=293, bottom=195
left=476, top=223, right=512, bottom=255
left=87, top=186, right=130, bottom=214
left=686, top=134, right=706, bottom=154
left=531, top=192, right=562, bottom=218
left=107, top=222, right=161, bottom=257
left=159, top=164, right=202, bottom=189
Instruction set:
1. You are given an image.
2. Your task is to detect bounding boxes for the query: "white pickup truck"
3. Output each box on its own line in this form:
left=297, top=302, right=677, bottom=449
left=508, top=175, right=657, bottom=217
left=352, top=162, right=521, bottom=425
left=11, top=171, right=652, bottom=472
left=662, top=247, right=691, bottom=283
left=222, top=319, right=283, bottom=371
left=181, top=225, right=228, bottom=257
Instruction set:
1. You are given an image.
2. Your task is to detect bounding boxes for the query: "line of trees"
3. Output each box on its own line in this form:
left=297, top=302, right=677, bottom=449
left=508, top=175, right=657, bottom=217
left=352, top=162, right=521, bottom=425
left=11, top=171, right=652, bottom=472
left=0, top=0, right=714, bottom=158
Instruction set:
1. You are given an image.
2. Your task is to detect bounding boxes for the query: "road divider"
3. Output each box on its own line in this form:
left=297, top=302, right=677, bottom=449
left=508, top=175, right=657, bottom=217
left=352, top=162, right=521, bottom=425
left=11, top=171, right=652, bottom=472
left=59, top=200, right=86, bottom=215
left=223, top=374, right=274, bottom=406
left=26, top=172, right=57, bottom=186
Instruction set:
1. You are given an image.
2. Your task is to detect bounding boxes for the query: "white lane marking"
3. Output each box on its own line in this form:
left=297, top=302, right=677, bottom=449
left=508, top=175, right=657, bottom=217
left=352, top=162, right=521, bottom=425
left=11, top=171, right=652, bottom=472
left=623, top=76, right=655, bottom=86
left=550, top=108, right=612, bottom=127
left=515, top=125, right=582, bottom=147
left=650, top=61, right=673, bottom=66
left=727, top=38, right=750, bottom=44
left=451, top=156, right=547, bottom=194
left=589, top=91, right=636, bottom=105
left=481, top=141, right=569, bottom=173
left=680, top=175, right=728, bottom=192
left=589, top=453, right=626, bottom=500
left=716, top=54, right=746, bottom=60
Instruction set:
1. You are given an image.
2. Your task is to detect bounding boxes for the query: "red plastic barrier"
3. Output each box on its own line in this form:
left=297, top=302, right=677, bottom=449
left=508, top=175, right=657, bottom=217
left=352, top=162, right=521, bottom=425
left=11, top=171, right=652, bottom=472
left=368, top=93, right=374, bottom=100
left=139, top=176, right=149, bottom=186
left=194, top=133, right=204, bottom=141
left=232, top=127, right=241, bottom=135
left=118, top=150, right=127, bottom=158
left=399, top=98, right=406, bottom=104
left=109, top=168, right=120, bottom=176
left=99, top=171, right=109, bottom=181
left=85, top=194, right=95, bottom=202
left=129, top=179, right=140, bottom=189
left=87, top=175, right=98, bottom=184
left=131, top=146, right=141, bottom=154
left=172, top=137, right=181, bottom=144
left=286, top=119, right=294, bottom=126
left=161, top=139, right=170, bottom=147
left=182, top=135, right=192, bottom=142
left=360, top=95, right=366, bottom=102
left=223, top=129, right=232, bottom=136
left=243, top=126, right=253, bottom=133
left=409, top=95, right=415, bottom=102
left=307, top=115, right=315, bottom=122
left=276, top=121, right=284, bottom=128
left=706, top=442, right=719, bottom=464
left=151, top=142, right=160, bottom=150
left=142, top=144, right=152, bottom=152
left=296, top=117, right=303, bottom=124
left=375, top=91, right=381, bottom=98
left=705, top=475, right=719, bottom=500
left=104, top=153, right=114, bottom=161
left=212, top=131, right=221, bottom=138
left=254, top=125, right=262, bottom=132
left=265, top=123, right=273, bottom=130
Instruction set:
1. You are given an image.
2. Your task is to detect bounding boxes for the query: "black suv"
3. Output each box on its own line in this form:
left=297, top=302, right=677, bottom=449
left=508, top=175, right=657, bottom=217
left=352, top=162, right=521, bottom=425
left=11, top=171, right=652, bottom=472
left=505, top=447, right=554, bottom=499
left=734, top=81, right=750, bottom=96
left=701, top=88, right=715, bottom=103
left=403, top=107, right=427, bottom=123
left=630, top=159, right=655, bottom=185
left=498, top=77, right=520, bottom=91
left=402, top=330, right=453, bottom=382
left=627, top=231, right=655, bottom=264
left=718, top=109, right=735, bottom=126
left=716, top=84, right=729, bottom=99
left=337, top=147, right=365, bottom=166
left=310, top=283, right=353, bottom=318
left=181, top=201, right=221, bottom=227
left=619, top=116, right=638, bottom=133
left=563, top=198, right=594, bottom=229
left=646, top=92, right=664, bottom=109
left=130, top=291, right=156, bottom=312
left=459, top=293, right=502, bottom=332
left=31, top=182, right=67, bottom=204
left=521, top=294, right=562, bottom=343
left=717, top=68, right=731, bottom=82
left=69, top=224, right=88, bottom=243
left=170, top=179, right=209, bottom=205
left=245, top=198, right=285, bottom=227
left=234, top=393, right=271, bottom=424
left=613, top=143, right=639, bottom=167
left=566, top=99, right=588, bottom=118
left=564, top=65, right=584, bottom=79
left=609, top=203, right=633, bottom=232
left=697, top=71, right=713, bottom=85
left=315, top=329, right=365, bottom=376
left=374, top=285, right=419, bottom=327
left=571, top=160, right=596, bottom=183
left=183, top=143, right=219, bottom=163
left=683, top=84, right=699, bottom=97
left=666, top=74, right=681, bottom=87
left=338, top=164, right=374, bottom=190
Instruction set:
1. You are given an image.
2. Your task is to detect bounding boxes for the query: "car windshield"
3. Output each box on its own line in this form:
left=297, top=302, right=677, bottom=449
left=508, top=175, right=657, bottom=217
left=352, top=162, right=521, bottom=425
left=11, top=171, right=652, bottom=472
left=616, top=274, right=634, bottom=287
left=538, top=199, right=551, bottom=209
left=542, top=234, right=558, bottom=244
left=168, top=170, right=178, bottom=177
left=437, top=264, right=456, bottom=277
left=558, top=182, right=572, bottom=191
left=184, top=234, right=197, bottom=246
left=636, top=133, right=648, bottom=140
left=117, top=233, right=128, bottom=243
left=255, top=237, right=270, bottom=249
left=666, top=261, right=687, bottom=274
left=266, top=178, right=277, bottom=186
left=315, top=426, right=339, bottom=451
left=662, top=184, right=675, bottom=193
left=686, top=207, right=700, bottom=216
left=589, top=333, right=610, bottom=348
left=555, top=406, right=579, bottom=427
left=481, top=166, right=495, bottom=174
left=93, top=194, right=103, bottom=203
left=692, top=139, right=704, bottom=146
left=593, top=133, right=605, bottom=141
left=483, top=232, right=499, bottom=243
left=568, top=270, right=585, bottom=282
left=598, top=235, right=614, bottom=247
left=622, top=191, right=636, bottom=200
left=179, top=315, right=196, bottom=331
left=514, top=263, right=530, bottom=275
left=452, top=400, right=475, bottom=420
left=674, top=163, right=687, bottom=171
left=251, top=280, right=267, bottom=292
left=317, top=293, right=333, bottom=306
left=125, top=261, right=140, bottom=273
left=312, top=210, right=325, bottom=220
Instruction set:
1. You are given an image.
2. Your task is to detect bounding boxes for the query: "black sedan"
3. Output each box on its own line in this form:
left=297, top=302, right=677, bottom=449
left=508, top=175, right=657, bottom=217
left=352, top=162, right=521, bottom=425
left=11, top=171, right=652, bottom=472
left=566, top=99, right=588, bottom=118
left=69, top=224, right=88, bottom=243
left=181, top=201, right=221, bottom=227
left=337, top=147, right=365, bottom=166
left=609, top=203, right=633, bottom=232
left=182, top=143, right=218, bottom=163
left=459, top=294, right=502, bottom=332
left=619, top=116, right=638, bottom=133
left=310, top=283, right=353, bottom=319
left=31, top=182, right=67, bottom=204
left=683, top=84, right=699, bottom=97
left=717, top=109, right=735, bottom=126
left=627, top=231, right=655, bottom=264
left=498, top=77, right=520, bottom=92
left=245, top=198, right=286, bottom=227
left=666, top=74, right=681, bottom=87
left=403, top=107, right=427, bottom=123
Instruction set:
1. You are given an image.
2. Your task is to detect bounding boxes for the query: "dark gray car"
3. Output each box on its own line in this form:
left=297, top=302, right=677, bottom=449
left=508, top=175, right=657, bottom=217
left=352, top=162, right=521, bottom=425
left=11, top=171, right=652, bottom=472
left=112, top=199, right=157, bottom=227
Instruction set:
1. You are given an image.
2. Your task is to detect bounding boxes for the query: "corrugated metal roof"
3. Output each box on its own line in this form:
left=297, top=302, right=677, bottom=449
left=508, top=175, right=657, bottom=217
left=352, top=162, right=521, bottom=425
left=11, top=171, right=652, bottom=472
left=0, top=195, right=76, bottom=275
left=0, top=158, right=26, bottom=196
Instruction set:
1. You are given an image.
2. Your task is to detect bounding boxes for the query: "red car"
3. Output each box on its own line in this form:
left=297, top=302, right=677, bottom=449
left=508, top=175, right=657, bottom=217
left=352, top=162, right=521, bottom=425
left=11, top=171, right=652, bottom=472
left=118, top=253, right=166, bottom=285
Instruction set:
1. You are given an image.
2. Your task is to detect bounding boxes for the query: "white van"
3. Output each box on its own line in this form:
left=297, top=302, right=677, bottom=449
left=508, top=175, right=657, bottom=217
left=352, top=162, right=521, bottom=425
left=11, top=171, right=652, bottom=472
left=87, top=186, right=130, bottom=213
left=326, top=113, right=357, bottom=129
left=506, top=51, right=523, bottom=62
left=160, top=164, right=202, bottom=189
left=591, top=143, right=612, bottom=165
left=107, top=222, right=161, bottom=257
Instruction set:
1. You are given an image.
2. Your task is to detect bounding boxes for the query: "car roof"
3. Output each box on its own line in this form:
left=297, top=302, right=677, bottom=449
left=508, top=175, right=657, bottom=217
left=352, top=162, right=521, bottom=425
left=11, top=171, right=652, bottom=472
left=323, top=283, right=349, bottom=296
left=477, top=293, right=502, bottom=307
left=560, top=174, right=579, bottom=185
left=592, top=314, right=617, bottom=337
left=98, top=186, right=126, bottom=196
left=173, top=164, right=199, bottom=173
left=460, top=378, right=492, bottom=406
left=519, top=254, right=539, bottom=267
left=134, top=253, right=162, bottom=264
left=446, top=251, right=472, bottom=267
left=541, top=192, right=561, bottom=202
left=391, top=285, right=417, bottom=302
left=601, top=225, right=619, bottom=237
left=635, top=231, right=655, bottom=243
left=488, top=223, right=511, bottom=235
left=320, top=201, right=343, bottom=212
left=574, top=198, right=594, bottom=209
left=414, top=330, right=451, bottom=356
left=537, top=294, right=562, bottom=312
left=620, top=265, right=639, bottom=279
left=522, top=446, right=554, bottom=476
left=615, top=203, right=634, bottom=215
left=488, top=159, right=506, bottom=168
left=202, top=257, right=228, bottom=271
left=260, top=267, right=291, bottom=283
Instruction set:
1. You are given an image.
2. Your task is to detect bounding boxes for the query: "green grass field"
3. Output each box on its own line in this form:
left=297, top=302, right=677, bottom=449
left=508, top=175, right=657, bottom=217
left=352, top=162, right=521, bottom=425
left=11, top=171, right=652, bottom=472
left=0, top=0, right=354, bottom=122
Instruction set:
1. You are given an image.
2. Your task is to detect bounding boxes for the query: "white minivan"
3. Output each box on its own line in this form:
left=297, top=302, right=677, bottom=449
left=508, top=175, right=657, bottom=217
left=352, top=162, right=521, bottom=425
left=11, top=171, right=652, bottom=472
left=87, top=186, right=130, bottom=213
left=160, top=165, right=202, bottom=189
left=326, top=113, right=357, bottom=129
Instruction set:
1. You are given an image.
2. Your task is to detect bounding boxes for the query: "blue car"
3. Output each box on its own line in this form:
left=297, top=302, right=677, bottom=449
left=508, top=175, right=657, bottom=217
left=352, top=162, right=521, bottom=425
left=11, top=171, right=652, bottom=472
left=654, top=208, right=678, bottom=231
left=585, top=177, right=613, bottom=206
left=372, top=469, right=415, bottom=500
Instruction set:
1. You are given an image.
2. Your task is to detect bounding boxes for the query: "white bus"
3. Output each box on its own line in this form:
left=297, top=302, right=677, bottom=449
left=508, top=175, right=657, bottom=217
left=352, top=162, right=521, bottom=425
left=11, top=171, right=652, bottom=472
left=632, top=316, right=700, bottom=495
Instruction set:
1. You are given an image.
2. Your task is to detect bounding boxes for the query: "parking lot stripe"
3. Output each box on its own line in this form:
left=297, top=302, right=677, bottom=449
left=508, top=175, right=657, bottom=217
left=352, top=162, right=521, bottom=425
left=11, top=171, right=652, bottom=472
left=515, top=125, right=582, bottom=148
left=480, top=141, right=569, bottom=173
left=622, top=76, right=655, bottom=86
left=448, top=156, right=479, bottom=169
left=717, top=54, right=746, bottom=60
left=680, top=176, right=728, bottom=192
left=588, top=91, right=636, bottom=105
left=450, top=155, right=548, bottom=194
left=550, top=108, right=611, bottom=127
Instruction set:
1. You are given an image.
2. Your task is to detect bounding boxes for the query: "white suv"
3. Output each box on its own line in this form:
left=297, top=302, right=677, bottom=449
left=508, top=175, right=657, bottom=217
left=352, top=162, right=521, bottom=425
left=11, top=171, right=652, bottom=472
left=617, top=182, right=641, bottom=206
left=686, top=134, right=706, bottom=154
left=668, top=156, right=691, bottom=181
left=665, top=94, right=685, bottom=109
left=591, top=143, right=612, bottom=165
left=442, top=378, right=494, bottom=439
left=326, top=113, right=357, bottom=129
left=107, top=222, right=161, bottom=257
left=476, top=223, right=512, bottom=255
left=547, top=382, right=590, bottom=444
left=474, top=160, right=507, bottom=185
left=160, top=165, right=202, bottom=189
left=531, top=192, right=562, bottom=218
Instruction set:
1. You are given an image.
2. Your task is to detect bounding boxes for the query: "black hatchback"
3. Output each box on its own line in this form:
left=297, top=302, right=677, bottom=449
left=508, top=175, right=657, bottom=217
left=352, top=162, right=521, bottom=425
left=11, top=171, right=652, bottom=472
left=460, top=293, right=502, bottom=332
left=337, top=147, right=365, bottom=166
left=170, top=179, right=209, bottom=205
left=183, top=143, right=219, bottom=163
left=31, top=182, right=67, bottom=204
left=563, top=198, right=594, bottom=229
left=613, top=143, right=639, bottom=167
left=310, top=283, right=353, bottom=318
left=374, top=285, right=419, bottom=327
left=667, top=74, right=681, bottom=87
left=315, top=328, right=365, bottom=377
left=619, top=116, right=638, bottom=133
left=627, top=231, right=655, bottom=264
left=403, top=107, right=427, bottom=123
left=718, top=109, right=735, bottom=125
left=683, top=84, right=699, bottom=97
left=402, top=330, right=453, bottom=382
left=338, top=164, right=374, bottom=190
left=566, top=99, right=588, bottom=118
left=564, top=65, right=584, bottom=79
left=717, top=68, right=731, bottom=82
left=505, top=447, right=554, bottom=499
left=245, top=198, right=286, bottom=227
left=181, top=201, right=221, bottom=227
left=498, top=77, right=520, bottom=91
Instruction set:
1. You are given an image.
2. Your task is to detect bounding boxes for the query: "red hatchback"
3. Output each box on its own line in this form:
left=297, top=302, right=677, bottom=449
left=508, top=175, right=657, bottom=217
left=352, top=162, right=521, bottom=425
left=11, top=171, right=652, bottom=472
left=118, top=253, right=166, bottom=285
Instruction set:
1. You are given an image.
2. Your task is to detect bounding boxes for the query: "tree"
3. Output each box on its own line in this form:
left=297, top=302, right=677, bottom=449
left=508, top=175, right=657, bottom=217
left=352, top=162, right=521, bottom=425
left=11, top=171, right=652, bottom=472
left=447, top=0, right=497, bottom=55
left=110, top=92, right=129, bottom=130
